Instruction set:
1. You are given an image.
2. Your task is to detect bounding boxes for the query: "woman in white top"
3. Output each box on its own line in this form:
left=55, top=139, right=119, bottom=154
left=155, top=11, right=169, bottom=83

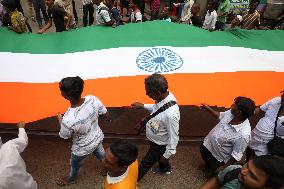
left=56, top=76, right=110, bottom=186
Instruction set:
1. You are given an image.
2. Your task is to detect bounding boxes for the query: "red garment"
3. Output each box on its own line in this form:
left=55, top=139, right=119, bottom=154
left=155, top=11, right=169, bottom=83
left=150, top=0, right=160, bottom=12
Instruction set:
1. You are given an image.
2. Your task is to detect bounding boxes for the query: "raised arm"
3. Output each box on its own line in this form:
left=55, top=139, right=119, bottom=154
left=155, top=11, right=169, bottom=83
left=7, top=122, right=28, bottom=153
left=201, top=104, right=220, bottom=119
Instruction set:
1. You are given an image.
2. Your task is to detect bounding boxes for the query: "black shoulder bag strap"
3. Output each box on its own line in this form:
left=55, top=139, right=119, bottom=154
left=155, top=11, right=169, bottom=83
left=141, top=100, right=177, bottom=126
left=273, top=106, right=282, bottom=138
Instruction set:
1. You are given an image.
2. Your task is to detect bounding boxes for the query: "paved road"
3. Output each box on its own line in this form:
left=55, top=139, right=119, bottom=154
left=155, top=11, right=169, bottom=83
left=1, top=134, right=206, bottom=189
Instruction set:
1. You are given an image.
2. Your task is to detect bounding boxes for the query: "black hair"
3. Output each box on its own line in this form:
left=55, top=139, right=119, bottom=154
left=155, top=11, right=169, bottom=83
left=110, top=139, right=138, bottom=167
left=253, top=155, right=284, bottom=189
left=145, top=74, right=168, bottom=95
left=250, top=0, right=260, bottom=5
left=208, top=1, right=218, bottom=9
left=234, top=96, right=255, bottom=120
left=59, top=76, right=84, bottom=100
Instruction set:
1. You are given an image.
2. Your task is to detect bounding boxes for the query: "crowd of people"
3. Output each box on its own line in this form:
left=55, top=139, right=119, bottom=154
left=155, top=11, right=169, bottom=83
left=0, top=73, right=284, bottom=189
left=0, top=0, right=283, bottom=33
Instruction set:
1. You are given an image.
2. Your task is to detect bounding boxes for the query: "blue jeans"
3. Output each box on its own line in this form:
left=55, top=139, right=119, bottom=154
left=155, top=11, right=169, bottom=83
left=69, top=143, right=105, bottom=181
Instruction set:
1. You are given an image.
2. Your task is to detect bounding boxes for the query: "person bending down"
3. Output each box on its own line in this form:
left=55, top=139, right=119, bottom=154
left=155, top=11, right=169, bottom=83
left=200, top=97, right=255, bottom=175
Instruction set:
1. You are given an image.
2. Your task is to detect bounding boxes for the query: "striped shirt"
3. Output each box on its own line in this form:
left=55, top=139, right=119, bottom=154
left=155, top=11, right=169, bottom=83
left=249, top=97, right=281, bottom=155
left=204, top=110, right=251, bottom=163
left=59, top=95, right=107, bottom=156
left=241, top=10, right=260, bottom=30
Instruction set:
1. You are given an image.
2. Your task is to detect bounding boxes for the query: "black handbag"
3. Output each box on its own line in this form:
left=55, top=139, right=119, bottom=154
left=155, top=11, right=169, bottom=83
left=267, top=106, right=284, bottom=157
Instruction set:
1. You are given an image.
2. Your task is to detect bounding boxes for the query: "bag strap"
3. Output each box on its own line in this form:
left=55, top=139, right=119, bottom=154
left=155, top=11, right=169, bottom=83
left=221, top=168, right=241, bottom=186
left=144, top=101, right=176, bottom=124
left=273, top=106, right=282, bottom=137
left=98, top=6, right=108, bottom=14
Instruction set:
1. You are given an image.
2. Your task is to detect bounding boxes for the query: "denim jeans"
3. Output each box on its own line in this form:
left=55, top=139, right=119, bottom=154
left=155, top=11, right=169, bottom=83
left=69, top=143, right=105, bottom=181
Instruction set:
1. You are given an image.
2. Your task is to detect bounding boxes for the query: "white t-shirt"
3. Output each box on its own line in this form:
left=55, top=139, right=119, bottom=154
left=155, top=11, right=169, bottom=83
left=203, top=110, right=251, bottom=163
left=59, top=95, right=107, bottom=156
left=96, top=2, right=111, bottom=25
left=0, top=128, right=37, bottom=189
left=202, top=10, right=217, bottom=30
left=130, top=9, right=142, bottom=23
left=249, top=97, right=281, bottom=156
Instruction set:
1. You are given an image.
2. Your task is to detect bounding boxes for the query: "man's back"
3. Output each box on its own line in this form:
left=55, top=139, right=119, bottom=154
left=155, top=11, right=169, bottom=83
left=0, top=128, right=37, bottom=189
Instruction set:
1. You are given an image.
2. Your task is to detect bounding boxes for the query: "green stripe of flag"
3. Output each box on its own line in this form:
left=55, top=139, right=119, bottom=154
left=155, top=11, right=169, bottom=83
left=0, top=21, right=284, bottom=54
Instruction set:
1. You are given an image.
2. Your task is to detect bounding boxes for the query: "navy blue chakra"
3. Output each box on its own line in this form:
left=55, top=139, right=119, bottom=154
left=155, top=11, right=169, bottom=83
left=136, top=48, right=183, bottom=73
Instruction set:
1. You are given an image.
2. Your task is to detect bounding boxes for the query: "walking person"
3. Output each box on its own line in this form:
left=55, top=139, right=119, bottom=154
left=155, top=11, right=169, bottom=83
left=131, top=74, right=180, bottom=181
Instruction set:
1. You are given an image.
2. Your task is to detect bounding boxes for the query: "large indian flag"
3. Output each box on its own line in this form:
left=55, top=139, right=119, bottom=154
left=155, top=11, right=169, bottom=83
left=1, top=21, right=284, bottom=123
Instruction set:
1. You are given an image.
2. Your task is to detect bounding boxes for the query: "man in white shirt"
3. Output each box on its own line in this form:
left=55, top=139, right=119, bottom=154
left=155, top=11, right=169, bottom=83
left=200, top=97, right=255, bottom=175
left=202, top=1, right=218, bottom=31
left=131, top=74, right=180, bottom=181
left=56, top=76, right=110, bottom=186
left=93, top=0, right=114, bottom=26
left=248, top=92, right=284, bottom=157
left=0, top=122, right=37, bottom=189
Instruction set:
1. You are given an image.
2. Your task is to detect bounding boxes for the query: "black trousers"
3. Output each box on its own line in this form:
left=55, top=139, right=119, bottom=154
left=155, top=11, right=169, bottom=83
left=72, top=0, right=78, bottom=22
left=138, top=0, right=145, bottom=16
left=83, top=3, right=94, bottom=27
left=138, top=141, right=171, bottom=181
left=200, top=144, right=224, bottom=173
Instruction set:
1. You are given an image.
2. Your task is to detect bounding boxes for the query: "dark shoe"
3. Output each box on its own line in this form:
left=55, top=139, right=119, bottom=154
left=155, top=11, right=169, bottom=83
left=151, top=167, right=172, bottom=175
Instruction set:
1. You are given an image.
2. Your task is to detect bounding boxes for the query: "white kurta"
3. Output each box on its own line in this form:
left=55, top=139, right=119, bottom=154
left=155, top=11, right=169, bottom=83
left=0, top=128, right=37, bottom=189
